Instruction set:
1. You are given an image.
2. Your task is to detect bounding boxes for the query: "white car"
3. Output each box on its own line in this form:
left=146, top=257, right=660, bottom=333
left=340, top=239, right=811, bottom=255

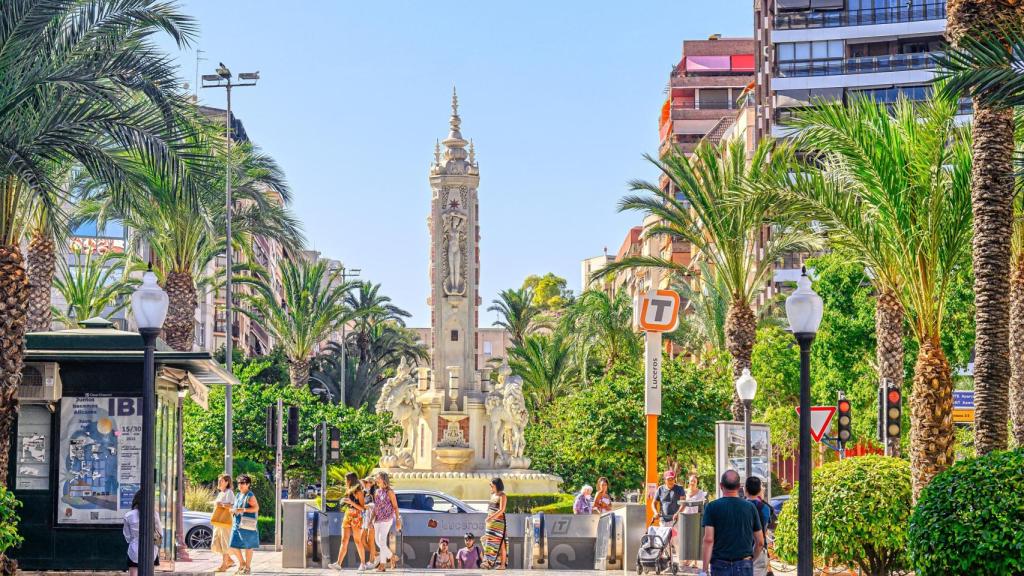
left=182, top=509, right=215, bottom=549
left=393, top=489, right=475, bottom=514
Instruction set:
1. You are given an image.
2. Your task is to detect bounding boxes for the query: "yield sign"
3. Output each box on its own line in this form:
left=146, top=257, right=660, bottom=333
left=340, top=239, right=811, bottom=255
left=796, top=406, right=837, bottom=442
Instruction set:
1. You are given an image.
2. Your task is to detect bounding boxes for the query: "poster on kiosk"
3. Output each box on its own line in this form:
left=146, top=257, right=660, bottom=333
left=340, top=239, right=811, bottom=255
left=714, top=421, right=772, bottom=500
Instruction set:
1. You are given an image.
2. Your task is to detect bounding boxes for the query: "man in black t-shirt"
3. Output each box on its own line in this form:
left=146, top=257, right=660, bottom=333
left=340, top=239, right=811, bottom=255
left=699, top=470, right=763, bottom=576
left=651, top=470, right=686, bottom=526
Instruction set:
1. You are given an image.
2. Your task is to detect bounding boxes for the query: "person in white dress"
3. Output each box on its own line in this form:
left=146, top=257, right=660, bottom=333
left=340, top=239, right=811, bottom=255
left=123, top=490, right=162, bottom=576
left=211, top=474, right=235, bottom=572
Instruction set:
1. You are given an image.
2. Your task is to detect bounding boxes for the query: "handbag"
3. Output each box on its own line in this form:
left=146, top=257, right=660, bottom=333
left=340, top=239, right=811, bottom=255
left=239, top=516, right=258, bottom=532
left=211, top=504, right=232, bottom=528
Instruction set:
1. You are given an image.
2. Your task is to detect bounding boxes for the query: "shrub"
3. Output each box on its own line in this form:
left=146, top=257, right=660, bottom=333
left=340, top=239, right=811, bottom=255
left=775, top=456, right=911, bottom=576
left=531, top=494, right=575, bottom=514
left=0, top=486, right=23, bottom=555
left=258, top=516, right=275, bottom=543
left=505, top=493, right=567, bottom=513
left=909, top=449, right=1024, bottom=576
left=184, top=484, right=215, bottom=513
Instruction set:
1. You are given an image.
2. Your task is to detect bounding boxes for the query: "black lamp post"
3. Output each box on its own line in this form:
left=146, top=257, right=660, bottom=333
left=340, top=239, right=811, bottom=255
left=131, top=269, right=169, bottom=576
left=785, top=267, right=823, bottom=576
left=735, top=368, right=758, bottom=485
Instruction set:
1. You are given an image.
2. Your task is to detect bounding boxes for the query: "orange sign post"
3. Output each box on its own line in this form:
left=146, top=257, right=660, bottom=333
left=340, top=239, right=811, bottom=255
left=635, top=290, right=680, bottom=524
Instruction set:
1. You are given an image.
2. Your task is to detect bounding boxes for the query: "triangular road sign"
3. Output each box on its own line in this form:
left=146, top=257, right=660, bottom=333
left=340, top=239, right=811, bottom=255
left=796, top=406, right=837, bottom=442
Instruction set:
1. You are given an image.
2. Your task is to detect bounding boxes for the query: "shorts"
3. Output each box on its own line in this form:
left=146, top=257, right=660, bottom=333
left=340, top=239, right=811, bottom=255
left=344, top=508, right=362, bottom=530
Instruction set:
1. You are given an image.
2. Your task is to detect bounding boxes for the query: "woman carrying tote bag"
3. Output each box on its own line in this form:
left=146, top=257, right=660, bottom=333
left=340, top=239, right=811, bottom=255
left=210, top=474, right=235, bottom=572
left=229, top=474, right=260, bottom=574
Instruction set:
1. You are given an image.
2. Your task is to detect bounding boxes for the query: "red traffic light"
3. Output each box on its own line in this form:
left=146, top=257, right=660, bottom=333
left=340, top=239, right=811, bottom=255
left=887, top=390, right=901, bottom=404
left=838, top=400, right=851, bottom=412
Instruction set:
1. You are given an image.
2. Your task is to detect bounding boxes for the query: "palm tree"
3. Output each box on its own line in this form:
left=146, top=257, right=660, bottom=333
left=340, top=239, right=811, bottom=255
left=51, top=248, right=138, bottom=328
left=598, top=138, right=818, bottom=418
left=1012, top=190, right=1024, bottom=446
left=242, top=258, right=355, bottom=387
left=78, top=131, right=301, bottom=351
left=488, top=287, right=541, bottom=348
left=508, top=332, right=578, bottom=413
left=667, top=262, right=730, bottom=355
left=787, top=93, right=973, bottom=498
left=560, top=289, right=640, bottom=374
left=0, top=0, right=201, bottom=489
left=942, top=0, right=1024, bottom=455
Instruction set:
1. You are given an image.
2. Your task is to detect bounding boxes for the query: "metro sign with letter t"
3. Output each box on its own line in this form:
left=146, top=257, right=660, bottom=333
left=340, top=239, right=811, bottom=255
left=636, top=289, right=681, bottom=333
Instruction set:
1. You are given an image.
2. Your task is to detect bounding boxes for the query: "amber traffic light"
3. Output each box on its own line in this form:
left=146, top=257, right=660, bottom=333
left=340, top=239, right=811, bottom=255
left=837, top=395, right=852, bottom=447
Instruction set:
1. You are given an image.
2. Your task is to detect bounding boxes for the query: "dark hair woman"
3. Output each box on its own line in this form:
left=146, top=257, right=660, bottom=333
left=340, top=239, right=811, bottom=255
left=122, top=490, right=161, bottom=576
left=593, top=477, right=613, bottom=514
left=211, top=474, right=235, bottom=571
left=371, top=471, right=401, bottom=572
left=229, top=474, right=260, bottom=574
left=329, top=472, right=368, bottom=570
left=482, top=477, right=507, bottom=569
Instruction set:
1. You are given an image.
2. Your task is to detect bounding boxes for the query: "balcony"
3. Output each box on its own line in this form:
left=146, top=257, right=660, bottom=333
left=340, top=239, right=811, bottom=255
left=777, top=51, right=938, bottom=78
left=775, top=2, right=945, bottom=30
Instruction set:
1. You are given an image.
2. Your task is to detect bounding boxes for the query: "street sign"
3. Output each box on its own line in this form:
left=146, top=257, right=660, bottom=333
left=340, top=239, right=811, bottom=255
left=636, top=289, right=681, bottom=332
left=796, top=406, right=837, bottom=442
left=953, top=390, right=974, bottom=424
left=644, top=332, right=663, bottom=415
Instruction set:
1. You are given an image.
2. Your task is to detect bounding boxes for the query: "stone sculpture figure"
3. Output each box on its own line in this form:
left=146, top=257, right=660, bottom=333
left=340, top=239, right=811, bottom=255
left=376, top=358, right=419, bottom=468
left=485, top=366, right=531, bottom=468
left=443, top=212, right=466, bottom=296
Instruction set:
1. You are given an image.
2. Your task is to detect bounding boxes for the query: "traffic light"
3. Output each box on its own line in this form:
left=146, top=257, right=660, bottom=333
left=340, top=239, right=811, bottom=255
left=265, top=405, right=277, bottom=447
left=329, top=426, right=340, bottom=462
left=836, top=393, right=852, bottom=448
left=885, top=385, right=902, bottom=441
left=287, top=405, right=300, bottom=446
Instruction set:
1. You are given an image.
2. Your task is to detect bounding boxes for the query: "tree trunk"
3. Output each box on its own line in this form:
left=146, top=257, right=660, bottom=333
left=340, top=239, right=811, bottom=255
left=26, top=232, right=56, bottom=332
left=947, top=0, right=1020, bottom=456
left=0, top=245, right=29, bottom=487
left=725, top=301, right=756, bottom=420
left=910, top=338, right=955, bottom=501
left=289, top=358, right=310, bottom=388
left=163, top=271, right=197, bottom=352
left=876, top=287, right=905, bottom=455
left=1010, top=252, right=1024, bottom=445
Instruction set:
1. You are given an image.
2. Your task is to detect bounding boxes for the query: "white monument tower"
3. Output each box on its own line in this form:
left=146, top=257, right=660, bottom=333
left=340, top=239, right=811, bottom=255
left=376, top=89, right=561, bottom=498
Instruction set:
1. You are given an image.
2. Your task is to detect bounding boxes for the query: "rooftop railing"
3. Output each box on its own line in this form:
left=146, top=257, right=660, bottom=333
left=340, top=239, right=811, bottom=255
left=777, top=51, right=939, bottom=77
left=774, top=2, right=945, bottom=30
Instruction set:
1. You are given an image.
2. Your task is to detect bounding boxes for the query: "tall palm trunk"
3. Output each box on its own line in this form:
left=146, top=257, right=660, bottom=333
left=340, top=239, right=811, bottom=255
left=947, top=0, right=1019, bottom=455
left=0, top=244, right=29, bottom=487
left=910, top=338, right=955, bottom=500
left=26, top=232, right=56, bottom=332
left=1010, top=253, right=1024, bottom=445
left=164, top=271, right=197, bottom=351
left=289, top=359, right=310, bottom=388
left=876, top=288, right=905, bottom=455
left=726, top=301, right=756, bottom=420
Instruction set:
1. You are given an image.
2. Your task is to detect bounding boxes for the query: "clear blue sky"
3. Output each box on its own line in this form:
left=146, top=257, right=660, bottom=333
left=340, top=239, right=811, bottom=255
left=163, top=0, right=752, bottom=326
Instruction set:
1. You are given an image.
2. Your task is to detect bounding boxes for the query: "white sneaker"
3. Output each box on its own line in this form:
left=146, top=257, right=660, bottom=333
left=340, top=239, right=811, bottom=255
left=327, top=562, right=342, bottom=571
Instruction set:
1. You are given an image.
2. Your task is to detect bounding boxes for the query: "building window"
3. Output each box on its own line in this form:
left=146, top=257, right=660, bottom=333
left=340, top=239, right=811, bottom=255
left=483, top=341, right=493, bottom=356
left=451, top=330, right=459, bottom=342
left=698, top=89, right=731, bottom=110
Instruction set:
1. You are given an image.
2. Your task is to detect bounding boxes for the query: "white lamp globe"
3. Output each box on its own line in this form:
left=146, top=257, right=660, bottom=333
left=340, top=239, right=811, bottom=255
left=785, top=267, right=823, bottom=335
left=736, top=368, right=758, bottom=402
left=131, top=270, right=169, bottom=330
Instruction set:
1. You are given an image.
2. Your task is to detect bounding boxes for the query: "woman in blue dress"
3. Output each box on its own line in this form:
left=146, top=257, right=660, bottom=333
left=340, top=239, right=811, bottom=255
left=229, top=474, right=260, bottom=574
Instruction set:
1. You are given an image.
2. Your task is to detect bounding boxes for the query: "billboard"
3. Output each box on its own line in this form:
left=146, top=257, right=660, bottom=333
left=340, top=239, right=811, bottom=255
left=715, top=421, right=772, bottom=499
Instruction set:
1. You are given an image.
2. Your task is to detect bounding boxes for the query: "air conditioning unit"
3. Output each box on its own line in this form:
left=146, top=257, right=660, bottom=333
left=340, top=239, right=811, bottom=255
left=19, top=363, right=62, bottom=403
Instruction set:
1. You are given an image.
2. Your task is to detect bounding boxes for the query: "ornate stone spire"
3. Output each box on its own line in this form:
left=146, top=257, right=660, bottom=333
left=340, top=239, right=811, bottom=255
left=440, top=85, right=469, bottom=173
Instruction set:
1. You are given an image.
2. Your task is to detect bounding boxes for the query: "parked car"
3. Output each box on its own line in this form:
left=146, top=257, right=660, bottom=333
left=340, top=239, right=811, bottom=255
left=393, top=489, right=474, bottom=513
left=183, top=509, right=214, bottom=549
left=769, top=495, right=790, bottom=517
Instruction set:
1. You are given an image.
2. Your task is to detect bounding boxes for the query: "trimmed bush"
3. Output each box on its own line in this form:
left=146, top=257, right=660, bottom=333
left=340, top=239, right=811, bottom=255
left=505, top=493, right=568, bottom=513
left=258, top=516, right=275, bottom=543
left=0, top=486, right=23, bottom=556
left=909, top=449, right=1024, bottom=576
left=775, top=455, right=911, bottom=576
left=531, top=494, right=575, bottom=514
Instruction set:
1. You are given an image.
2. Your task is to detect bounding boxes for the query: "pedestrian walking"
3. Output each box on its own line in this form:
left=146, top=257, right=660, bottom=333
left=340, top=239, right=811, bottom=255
left=211, top=474, right=235, bottom=572
left=429, top=538, right=456, bottom=569
left=683, top=473, right=708, bottom=515
left=229, top=474, right=260, bottom=575
left=744, top=476, right=772, bottom=576
left=123, top=490, right=161, bottom=576
left=371, top=472, right=402, bottom=572
left=651, top=470, right=685, bottom=527
left=593, top=477, right=613, bottom=514
left=573, top=485, right=594, bottom=515
left=329, top=472, right=368, bottom=571
left=362, top=476, right=377, bottom=566
left=482, top=477, right=508, bottom=569
left=699, top=470, right=763, bottom=576
left=457, top=533, right=483, bottom=569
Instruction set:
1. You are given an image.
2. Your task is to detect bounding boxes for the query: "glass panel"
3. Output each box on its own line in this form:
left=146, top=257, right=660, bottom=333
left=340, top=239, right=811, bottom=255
left=829, top=41, right=844, bottom=58
left=778, top=44, right=795, bottom=62
left=812, top=41, right=828, bottom=59
left=794, top=42, right=811, bottom=60
left=16, top=405, right=50, bottom=490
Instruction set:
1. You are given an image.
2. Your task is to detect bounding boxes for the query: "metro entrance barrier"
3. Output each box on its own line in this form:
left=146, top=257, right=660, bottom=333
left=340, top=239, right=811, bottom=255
left=523, top=512, right=545, bottom=569
left=397, top=512, right=528, bottom=569
left=674, top=501, right=704, bottom=562
left=593, top=511, right=624, bottom=570
left=281, top=500, right=311, bottom=568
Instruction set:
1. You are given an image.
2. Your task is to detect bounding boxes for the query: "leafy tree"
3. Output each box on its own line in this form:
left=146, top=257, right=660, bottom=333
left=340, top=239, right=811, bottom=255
left=508, top=332, right=578, bottom=413
left=525, top=355, right=731, bottom=493
left=488, top=287, right=540, bottom=348
left=0, top=485, right=22, bottom=575
left=750, top=325, right=801, bottom=458
left=599, top=138, right=818, bottom=419
left=241, top=259, right=355, bottom=386
left=522, top=273, right=572, bottom=312
left=909, top=449, right=1024, bottom=575
left=788, top=93, right=973, bottom=498
left=775, top=456, right=912, bottom=576
left=668, top=263, right=729, bottom=354
left=560, top=289, right=640, bottom=375
left=51, top=248, right=138, bottom=328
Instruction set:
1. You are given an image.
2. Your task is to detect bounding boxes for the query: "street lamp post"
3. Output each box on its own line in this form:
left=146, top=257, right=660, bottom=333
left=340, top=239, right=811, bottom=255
left=338, top=266, right=360, bottom=407
left=202, top=64, right=258, bottom=477
left=132, top=268, right=169, bottom=576
left=735, top=368, right=758, bottom=485
left=785, top=267, right=823, bottom=576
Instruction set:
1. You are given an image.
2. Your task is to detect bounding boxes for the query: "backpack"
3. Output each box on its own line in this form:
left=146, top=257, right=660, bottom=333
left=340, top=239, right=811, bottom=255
left=753, top=499, right=778, bottom=532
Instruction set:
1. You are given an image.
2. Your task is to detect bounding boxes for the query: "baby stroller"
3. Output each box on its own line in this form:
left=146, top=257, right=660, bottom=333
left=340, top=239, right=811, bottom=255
left=636, top=525, right=678, bottom=575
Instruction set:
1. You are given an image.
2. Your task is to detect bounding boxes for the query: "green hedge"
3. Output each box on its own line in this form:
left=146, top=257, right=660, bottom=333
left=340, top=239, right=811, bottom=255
left=531, top=494, right=575, bottom=514
left=505, top=493, right=571, bottom=513
left=258, top=516, right=275, bottom=543
left=909, top=449, right=1024, bottom=575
